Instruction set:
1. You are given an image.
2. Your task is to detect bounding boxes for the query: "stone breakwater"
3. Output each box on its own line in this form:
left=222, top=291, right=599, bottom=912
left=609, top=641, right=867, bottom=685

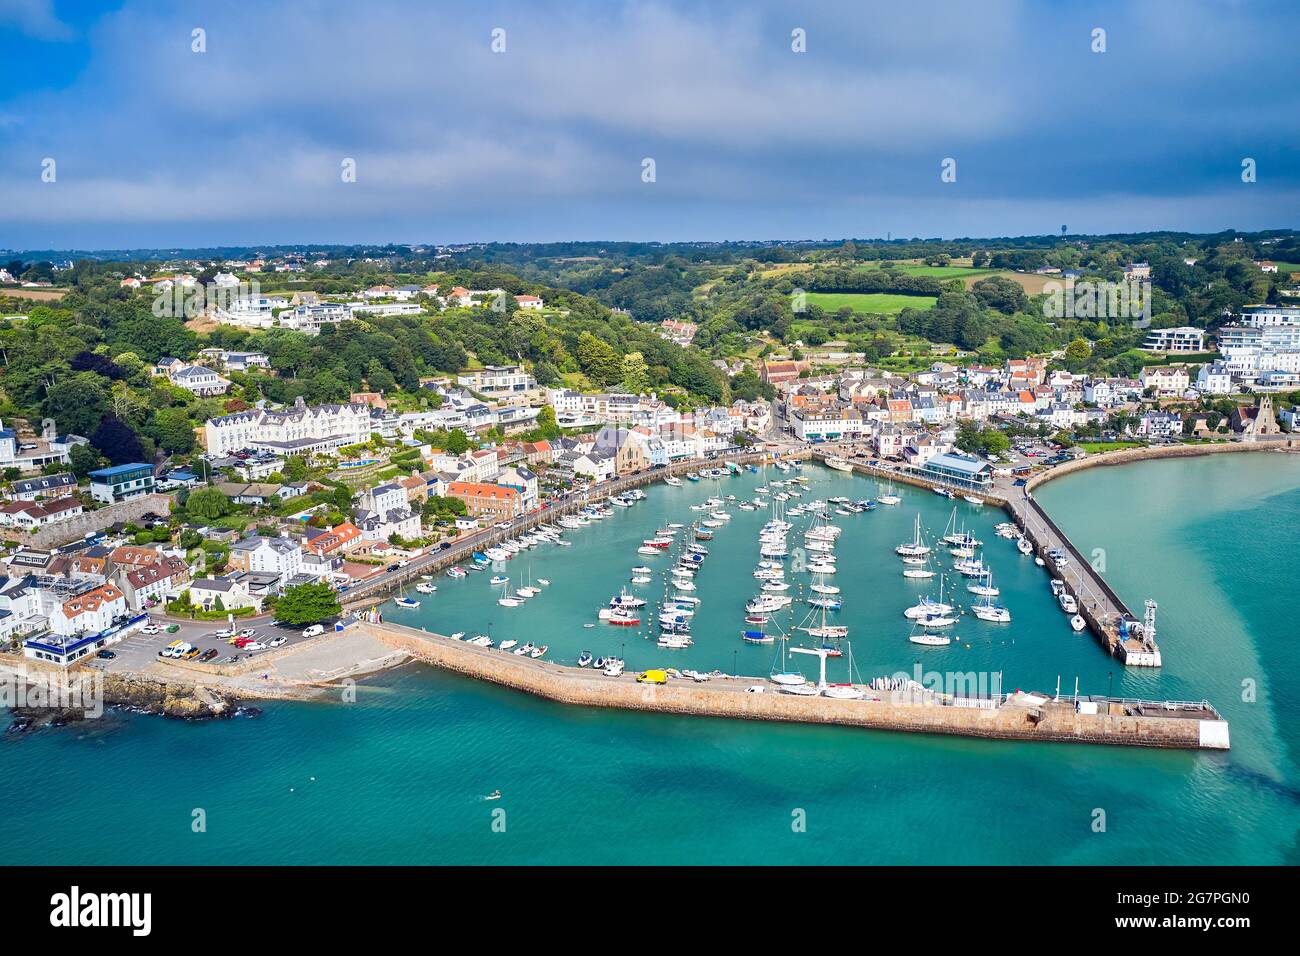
left=359, top=623, right=1229, bottom=751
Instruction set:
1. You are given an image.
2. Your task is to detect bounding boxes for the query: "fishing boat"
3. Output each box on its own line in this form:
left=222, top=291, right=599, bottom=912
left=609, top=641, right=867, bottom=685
left=895, top=514, right=932, bottom=557
left=933, top=486, right=955, bottom=499
left=605, top=608, right=640, bottom=626
left=490, top=574, right=509, bottom=585
left=664, top=476, right=683, bottom=486
left=824, top=456, right=854, bottom=473
left=446, top=566, right=468, bottom=579
left=393, top=597, right=420, bottom=609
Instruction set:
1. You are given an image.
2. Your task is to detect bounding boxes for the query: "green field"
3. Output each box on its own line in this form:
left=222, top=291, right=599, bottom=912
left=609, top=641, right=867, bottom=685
left=894, top=265, right=1003, bottom=279
left=804, top=292, right=936, bottom=314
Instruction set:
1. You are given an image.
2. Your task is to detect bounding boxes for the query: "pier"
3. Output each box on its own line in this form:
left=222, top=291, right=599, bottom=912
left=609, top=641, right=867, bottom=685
left=358, top=621, right=1229, bottom=750
left=812, top=452, right=1158, bottom=667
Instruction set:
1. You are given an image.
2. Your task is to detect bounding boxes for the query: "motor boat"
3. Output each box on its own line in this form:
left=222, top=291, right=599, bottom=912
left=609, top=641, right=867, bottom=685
left=1070, top=614, right=1087, bottom=632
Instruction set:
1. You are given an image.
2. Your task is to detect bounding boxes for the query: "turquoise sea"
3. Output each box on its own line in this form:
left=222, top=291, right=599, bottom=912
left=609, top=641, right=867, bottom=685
left=2, top=455, right=1298, bottom=864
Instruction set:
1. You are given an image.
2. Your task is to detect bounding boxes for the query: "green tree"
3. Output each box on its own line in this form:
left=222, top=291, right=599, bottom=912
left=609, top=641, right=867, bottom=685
left=274, top=581, right=341, bottom=625
left=42, top=372, right=110, bottom=436
left=186, top=487, right=231, bottom=520
left=150, top=407, right=196, bottom=454
left=621, top=351, right=650, bottom=394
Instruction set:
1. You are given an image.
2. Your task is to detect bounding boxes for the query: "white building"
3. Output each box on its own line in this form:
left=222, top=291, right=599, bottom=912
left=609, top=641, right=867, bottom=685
left=204, top=398, right=371, bottom=457
left=1141, top=326, right=1205, bottom=352
left=1196, top=362, right=1234, bottom=395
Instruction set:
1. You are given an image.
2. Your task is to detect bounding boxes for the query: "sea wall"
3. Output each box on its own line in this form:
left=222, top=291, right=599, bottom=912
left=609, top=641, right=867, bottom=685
left=359, top=622, right=1222, bottom=750
left=1025, top=439, right=1297, bottom=494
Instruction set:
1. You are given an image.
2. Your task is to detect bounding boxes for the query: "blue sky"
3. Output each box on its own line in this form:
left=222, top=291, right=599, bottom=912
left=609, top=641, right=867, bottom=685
left=1, top=0, right=1297, bottom=251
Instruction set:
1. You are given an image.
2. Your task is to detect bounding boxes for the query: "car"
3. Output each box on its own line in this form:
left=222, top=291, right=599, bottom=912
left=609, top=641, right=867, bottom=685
left=636, top=669, right=668, bottom=685
left=215, top=627, right=237, bottom=638
left=238, top=628, right=257, bottom=638
left=268, top=636, right=287, bottom=648
left=232, top=637, right=252, bottom=648
left=140, top=624, right=161, bottom=635
left=96, top=650, right=117, bottom=660
left=200, top=649, right=219, bottom=662
left=182, top=647, right=202, bottom=660
left=302, top=624, right=325, bottom=638
left=439, top=541, right=451, bottom=550
left=243, top=641, right=267, bottom=651
left=165, top=624, right=180, bottom=634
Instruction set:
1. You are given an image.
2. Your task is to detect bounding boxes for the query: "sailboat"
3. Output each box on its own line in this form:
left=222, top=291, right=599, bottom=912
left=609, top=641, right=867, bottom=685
left=822, top=641, right=866, bottom=699
left=971, top=592, right=1012, bottom=623
left=895, top=514, right=931, bottom=557
left=904, top=573, right=955, bottom=619
left=877, top=477, right=901, bottom=506
left=496, top=579, right=522, bottom=607
left=769, top=630, right=807, bottom=686
left=902, top=524, right=936, bottom=579
left=795, top=601, right=849, bottom=641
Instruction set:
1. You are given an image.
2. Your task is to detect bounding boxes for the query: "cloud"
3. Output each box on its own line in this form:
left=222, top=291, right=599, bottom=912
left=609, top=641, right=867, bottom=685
left=0, top=0, right=1296, bottom=247
left=0, top=0, right=74, bottom=41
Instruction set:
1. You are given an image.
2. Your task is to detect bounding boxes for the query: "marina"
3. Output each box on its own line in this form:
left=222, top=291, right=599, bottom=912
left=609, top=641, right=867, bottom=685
left=373, top=459, right=1227, bottom=748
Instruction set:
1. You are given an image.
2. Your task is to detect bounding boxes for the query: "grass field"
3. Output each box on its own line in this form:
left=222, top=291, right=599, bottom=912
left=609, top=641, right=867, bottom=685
left=1077, top=441, right=1145, bottom=454
left=804, top=292, right=936, bottom=314
left=890, top=264, right=1003, bottom=279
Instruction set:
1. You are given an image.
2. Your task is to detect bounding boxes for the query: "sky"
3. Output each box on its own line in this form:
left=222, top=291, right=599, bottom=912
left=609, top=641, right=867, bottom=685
left=0, top=0, right=1297, bottom=252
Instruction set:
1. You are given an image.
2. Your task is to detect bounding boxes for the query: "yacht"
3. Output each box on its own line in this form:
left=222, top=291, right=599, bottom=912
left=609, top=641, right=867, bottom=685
left=825, top=456, right=854, bottom=473
left=909, top=632, right=952, bottom=646
left=895, top=514, right=932, bottom=557
left=499, top=639, right=518, bottom=651
left=1058, top=592, right=1079, bottom=614
left=664, top=476, right=683, bottom=486
left=393, top=597, right=420, bottom=609
left=971, top=598, right=1012, bottom=623
left=415, top=582, right=437, bottom=594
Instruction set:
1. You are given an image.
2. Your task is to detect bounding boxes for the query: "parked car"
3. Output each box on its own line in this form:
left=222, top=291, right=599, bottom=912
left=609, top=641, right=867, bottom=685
left=238, top=628, right=257, bottom=639
left=182, top=647, right=202, bottom=660
left=96, top=650, right=117, bottom=660
left=302, top=624, right=325, bottom=638
left=268, top=636, right=287, bottom=648
left=140, top=624, right=161, bottom=635
left=165, top=624, right=180, bottom=634
left=199, top=649, right=219, bottom=662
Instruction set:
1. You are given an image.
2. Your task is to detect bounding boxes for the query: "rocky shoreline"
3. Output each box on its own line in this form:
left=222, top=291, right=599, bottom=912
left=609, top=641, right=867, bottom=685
left=3, top=669, right=257, bottom=736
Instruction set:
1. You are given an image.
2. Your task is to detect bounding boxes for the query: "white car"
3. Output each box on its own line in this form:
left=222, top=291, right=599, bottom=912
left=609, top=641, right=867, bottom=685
left=238, top=628, right=257, bottom=638
left=243, top=641, right=267, bottom=651
left=301, top=624, right=324, bottom=638
left=268, top=636, right=287, bottom=648
left=140, top=624, right=161, bottom=635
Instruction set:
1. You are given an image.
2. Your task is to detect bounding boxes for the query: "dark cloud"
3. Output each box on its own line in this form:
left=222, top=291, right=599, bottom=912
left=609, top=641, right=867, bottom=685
left=0, top=0, right=1296, bottom=248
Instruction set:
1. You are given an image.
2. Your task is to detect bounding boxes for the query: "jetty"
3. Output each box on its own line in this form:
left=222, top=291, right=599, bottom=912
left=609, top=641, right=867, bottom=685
left=359, top=621, right=1229, bottom=750
left=812, top=452, right=1159, bottom=667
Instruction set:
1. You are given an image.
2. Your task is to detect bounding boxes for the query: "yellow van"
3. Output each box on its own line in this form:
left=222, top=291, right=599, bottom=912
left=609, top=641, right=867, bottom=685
left=636, top=669, right=668, bottom=685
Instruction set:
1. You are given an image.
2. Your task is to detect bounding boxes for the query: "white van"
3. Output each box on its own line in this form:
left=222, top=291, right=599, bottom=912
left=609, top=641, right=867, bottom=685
left=301, top=624, right=325, bottom=638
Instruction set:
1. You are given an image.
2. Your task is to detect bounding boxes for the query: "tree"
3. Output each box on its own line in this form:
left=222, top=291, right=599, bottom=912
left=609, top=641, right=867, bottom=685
left=149, top=407, right=196, bottom=453
left=444, top=428, right=471, bottom=454
left=621, top=351, right=650, bottom=393
left=576, top=331, right=623, bottom=386
left=68, top=443, right=102, bottom=478
left=274, top=581, right=341, bottom=625
left=91, top=415, right=145, bottom=465
left=42, top=372, right=110, bottom=436
left=186, top=487, right=231, bottom=520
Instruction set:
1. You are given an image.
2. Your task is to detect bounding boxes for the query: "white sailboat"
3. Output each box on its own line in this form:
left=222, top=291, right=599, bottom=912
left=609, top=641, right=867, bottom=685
left=496, top=579, right=522, bottom=607
left=895, top=514, right=931, bottom=557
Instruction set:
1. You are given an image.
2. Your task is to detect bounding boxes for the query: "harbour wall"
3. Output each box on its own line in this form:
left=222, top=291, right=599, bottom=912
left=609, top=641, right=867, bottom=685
left=358, top=622, right=1227, bottom=750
